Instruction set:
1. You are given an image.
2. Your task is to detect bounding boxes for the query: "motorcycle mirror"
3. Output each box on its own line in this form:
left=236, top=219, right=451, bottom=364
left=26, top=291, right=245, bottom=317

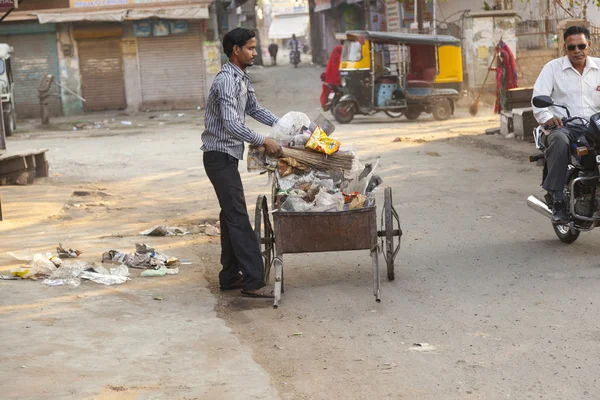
left=532, top=95, right=554, bottom=108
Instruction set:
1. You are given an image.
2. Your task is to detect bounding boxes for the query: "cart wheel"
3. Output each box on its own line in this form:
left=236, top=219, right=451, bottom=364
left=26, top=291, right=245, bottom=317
left=255, top=195, right=275, bottom=283
left=380, top=187, right=402, bottom=281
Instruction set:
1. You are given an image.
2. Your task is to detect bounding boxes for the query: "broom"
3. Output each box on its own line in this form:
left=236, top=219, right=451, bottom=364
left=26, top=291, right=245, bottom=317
left=469, top=40, right=501, bottom=116
left=280, top=147, right=354, bottom=171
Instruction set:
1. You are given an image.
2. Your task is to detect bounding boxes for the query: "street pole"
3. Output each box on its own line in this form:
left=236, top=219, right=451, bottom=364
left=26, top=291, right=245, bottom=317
left=416, top=0, right=424, bottom=33
left=365, top=0, right=371, bottom=31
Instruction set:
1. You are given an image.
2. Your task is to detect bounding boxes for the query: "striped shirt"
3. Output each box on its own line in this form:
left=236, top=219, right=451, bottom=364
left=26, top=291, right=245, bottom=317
left=201, top=62, right=279, bottom=160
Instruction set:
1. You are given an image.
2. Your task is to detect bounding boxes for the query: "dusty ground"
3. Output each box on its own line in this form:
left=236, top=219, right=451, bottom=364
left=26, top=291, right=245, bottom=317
left=3, top=61, right=598, bottom=400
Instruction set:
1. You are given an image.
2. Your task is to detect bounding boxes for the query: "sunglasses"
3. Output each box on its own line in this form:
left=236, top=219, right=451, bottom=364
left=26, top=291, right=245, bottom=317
left=567, top=44, right=588, bottom=51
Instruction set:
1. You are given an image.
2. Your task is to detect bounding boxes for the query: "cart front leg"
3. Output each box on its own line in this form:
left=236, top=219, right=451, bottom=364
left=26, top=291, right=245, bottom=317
left=371, top=245, right=381, bottom=303
left=273, top=256, right=283, bottom=309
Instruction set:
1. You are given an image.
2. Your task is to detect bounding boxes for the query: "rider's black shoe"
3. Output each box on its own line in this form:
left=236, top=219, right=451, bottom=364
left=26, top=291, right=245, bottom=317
left=552, top=201, right=569, bottom=225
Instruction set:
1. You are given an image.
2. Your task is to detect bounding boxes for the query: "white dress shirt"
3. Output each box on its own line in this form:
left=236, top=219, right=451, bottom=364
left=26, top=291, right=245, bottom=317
left=532, top=56, right=600, bottom=124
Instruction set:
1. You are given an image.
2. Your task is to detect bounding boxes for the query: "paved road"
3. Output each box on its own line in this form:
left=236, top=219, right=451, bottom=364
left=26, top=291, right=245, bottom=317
left=212, top=63, right=600, bottom=400
left=1, top=60, right=598, bottom=400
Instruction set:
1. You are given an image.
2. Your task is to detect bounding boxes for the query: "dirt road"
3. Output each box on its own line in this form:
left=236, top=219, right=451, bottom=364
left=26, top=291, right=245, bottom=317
left=2, top=61, right=599, bottom=400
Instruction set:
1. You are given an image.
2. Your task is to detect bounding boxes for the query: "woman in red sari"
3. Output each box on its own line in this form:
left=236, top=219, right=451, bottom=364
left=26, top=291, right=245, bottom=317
left=320, top=44, right=343, bottom=109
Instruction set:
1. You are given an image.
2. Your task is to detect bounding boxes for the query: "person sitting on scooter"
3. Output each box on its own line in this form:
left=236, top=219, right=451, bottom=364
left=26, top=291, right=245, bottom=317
left=532, top=25, right=600, bottom=224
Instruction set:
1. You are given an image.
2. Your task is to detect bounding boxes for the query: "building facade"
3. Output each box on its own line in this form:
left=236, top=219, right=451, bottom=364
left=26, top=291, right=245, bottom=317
left=2, top=0, right=218, bottom=118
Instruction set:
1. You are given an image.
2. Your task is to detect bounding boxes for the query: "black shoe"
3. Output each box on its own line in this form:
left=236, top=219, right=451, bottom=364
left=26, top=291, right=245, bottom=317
left=552, top=201, right=569, bottom=225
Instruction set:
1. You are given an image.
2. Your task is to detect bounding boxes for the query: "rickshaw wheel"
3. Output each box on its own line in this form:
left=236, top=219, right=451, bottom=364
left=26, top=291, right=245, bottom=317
left=385, top=111, right=403, bottom=118
left=432, top=99, right=452, bottom=121
left=333, top=101, right=355, bottom=124
left=255, top=195, right=275, bottom=283
left=404, top=109, right=421, bottom=121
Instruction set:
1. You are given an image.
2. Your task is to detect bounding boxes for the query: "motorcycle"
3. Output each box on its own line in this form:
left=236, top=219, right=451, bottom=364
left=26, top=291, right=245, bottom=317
left=323, top=83, right=345, bottom=113
left=290, top=50, right=300, bottom=68
left=527, top=95, right=600, bottom=243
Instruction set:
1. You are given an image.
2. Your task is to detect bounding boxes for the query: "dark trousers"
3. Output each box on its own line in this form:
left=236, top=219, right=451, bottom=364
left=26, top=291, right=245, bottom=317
left=203, top=151, right=266, bottom=291
left=543, top=128, right=571, bottom=192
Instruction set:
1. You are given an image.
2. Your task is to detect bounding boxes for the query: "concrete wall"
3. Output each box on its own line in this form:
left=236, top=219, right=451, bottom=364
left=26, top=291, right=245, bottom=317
left=56, top=24, right=84, bottom=116
left=517, top=48, right=557, bottom=87
left=436, top=0, right=533, bottom=23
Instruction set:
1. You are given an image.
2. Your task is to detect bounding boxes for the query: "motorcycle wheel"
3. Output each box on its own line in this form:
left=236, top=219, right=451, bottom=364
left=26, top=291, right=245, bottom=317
left=3, top=104, right=15, bottom=137
left=385, top=111, right=403, bottom=118
left=552, top=223, right=580, bottom=244
left=333, top=101, right=355, bottom=124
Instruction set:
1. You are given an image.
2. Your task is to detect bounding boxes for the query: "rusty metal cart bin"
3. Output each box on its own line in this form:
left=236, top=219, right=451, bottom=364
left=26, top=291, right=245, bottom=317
left=255, top=186, right=402, bottom=308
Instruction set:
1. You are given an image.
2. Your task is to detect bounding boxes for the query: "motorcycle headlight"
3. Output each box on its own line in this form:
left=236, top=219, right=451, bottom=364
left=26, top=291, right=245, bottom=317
left=341, top=77, right=346, bottom=87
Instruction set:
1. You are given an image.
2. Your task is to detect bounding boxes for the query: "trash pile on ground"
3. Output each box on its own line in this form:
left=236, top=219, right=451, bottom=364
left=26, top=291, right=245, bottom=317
left=4, top=243, right=182, bottom=287
left=140, top=225, right=189, bottom=236
left=101, top=243, right=180, bottom=270
left=248, top=112, right=381, bottom=212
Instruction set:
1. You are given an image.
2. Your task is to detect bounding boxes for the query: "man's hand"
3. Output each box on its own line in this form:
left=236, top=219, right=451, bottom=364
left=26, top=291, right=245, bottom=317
left=263, top=138, right=283, bottom=157
left=543, top=116, right=563, bottom=129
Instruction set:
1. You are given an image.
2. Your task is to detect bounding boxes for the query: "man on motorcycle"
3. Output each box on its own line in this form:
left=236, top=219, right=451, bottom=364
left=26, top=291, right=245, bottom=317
left=288, top=34, right=301, bottom=64
left=532, top=25, right=600, bottom=224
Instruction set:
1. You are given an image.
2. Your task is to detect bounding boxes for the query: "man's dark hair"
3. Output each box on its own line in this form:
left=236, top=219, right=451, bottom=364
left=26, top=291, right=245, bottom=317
left=223, top=28, right=256, bottom=57
left=564, top=25, right=591, bottom=41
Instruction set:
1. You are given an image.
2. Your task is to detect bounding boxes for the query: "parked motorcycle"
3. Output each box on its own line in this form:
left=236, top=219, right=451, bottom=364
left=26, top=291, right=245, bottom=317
left=323, top=83, right=345, bottom=113
left=290, top=50, right=300, bottom=68
left=527, top=95, right=600, bottom=243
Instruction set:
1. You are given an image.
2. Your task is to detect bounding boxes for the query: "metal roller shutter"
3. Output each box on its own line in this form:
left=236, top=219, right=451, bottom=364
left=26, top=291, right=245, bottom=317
left=137, top=22, right=205, bottom=110
left=78, top=39, right=126, bottom=112
left=0, top=33, right=62, bottom=119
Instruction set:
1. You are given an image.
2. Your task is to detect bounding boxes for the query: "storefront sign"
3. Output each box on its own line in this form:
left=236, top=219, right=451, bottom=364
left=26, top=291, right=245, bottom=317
left=0, top=0, right=17, bottom=9
left=385, top=0, right=400, bottom=33
left=70, top=0, right=180, bottom=8
left=169, top=20, right=188, bottom=34
left=152, top=19, right=169, bottom=36
left=370, top=0, right=386, bottom=32
left=133, top=19, right=151, bottom=36
left=271, top=0, right=308, bottom=16
left=314, top=0, right=331, bottom=13
left=203, top=41, right=220, bottom=74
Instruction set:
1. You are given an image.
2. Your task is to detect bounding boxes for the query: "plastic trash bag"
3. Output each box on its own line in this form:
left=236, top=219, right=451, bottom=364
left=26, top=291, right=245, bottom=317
left=140, top=267, right=179, bottom=277
left=280, top=196, right=313, bottom=212
left=277, top=171, right=311, bottom=192
left=344, top=158, right=380, bottom=194
left=30, top=254, right=58, bottom=276
left=313, top=191, right=344, bottom=212
left=43, top=261, right=92, bottom=288
left=271, top=111, right=311, bottom=141
left=79, top=270, right=130, bottom=286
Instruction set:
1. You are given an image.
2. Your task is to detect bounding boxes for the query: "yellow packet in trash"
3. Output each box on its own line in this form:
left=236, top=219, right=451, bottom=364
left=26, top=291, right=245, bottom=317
left=305, top=126, right=340, bottom=155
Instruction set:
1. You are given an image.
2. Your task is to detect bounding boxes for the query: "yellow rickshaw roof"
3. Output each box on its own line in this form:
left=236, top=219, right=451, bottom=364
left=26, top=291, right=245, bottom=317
left=345, top=30, right=460, bottom=46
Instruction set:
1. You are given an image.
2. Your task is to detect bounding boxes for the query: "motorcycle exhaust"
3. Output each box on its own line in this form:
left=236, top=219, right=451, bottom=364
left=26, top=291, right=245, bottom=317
left=527, top=195, right=552, bottom=219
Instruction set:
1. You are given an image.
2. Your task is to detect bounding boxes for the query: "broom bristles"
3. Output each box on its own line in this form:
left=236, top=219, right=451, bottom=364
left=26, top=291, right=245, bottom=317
left=468, top=101, right=479, bottom=116
left=280, top=147, right=354, bottom=171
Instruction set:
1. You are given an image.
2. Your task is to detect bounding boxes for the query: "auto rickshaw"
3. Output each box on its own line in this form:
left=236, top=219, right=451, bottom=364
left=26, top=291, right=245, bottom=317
left=333, top=30, right=463, bottom=123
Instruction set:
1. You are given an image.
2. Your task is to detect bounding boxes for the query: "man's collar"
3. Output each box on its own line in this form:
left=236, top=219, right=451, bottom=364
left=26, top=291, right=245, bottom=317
left=224, top=62, right=250, bottom=79
left=561, top=55, right=599, bottom=71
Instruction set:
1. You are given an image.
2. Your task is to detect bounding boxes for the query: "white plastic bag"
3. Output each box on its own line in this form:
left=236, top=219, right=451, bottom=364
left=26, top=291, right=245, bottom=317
left=30, top=254, right=58, bottom=276
left=43, top=260, right=91, bottom=288
left=313, top=191, right=344, bottom=212
left=271, top=112, right=310, bottom=141
left=280, top=196, right=313, bottom=212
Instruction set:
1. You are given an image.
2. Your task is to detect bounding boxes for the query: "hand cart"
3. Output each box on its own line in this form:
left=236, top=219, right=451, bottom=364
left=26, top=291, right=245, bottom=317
left=255, top=186, right=402, bottom=308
